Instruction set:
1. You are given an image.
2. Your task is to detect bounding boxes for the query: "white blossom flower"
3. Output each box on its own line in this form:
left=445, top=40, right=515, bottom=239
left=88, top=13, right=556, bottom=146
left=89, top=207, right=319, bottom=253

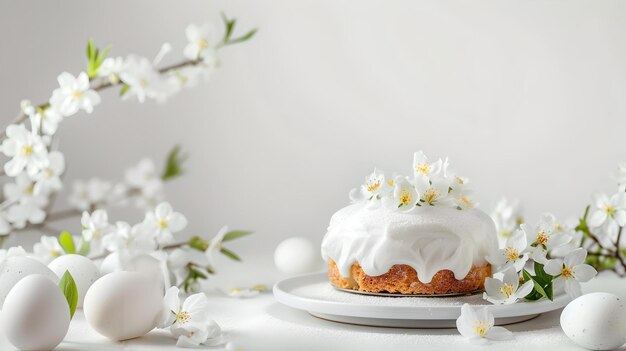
left=414, top=174, right=451, bottom=206
left=49, top=72, right=101, bottom=116
left=32, top=151, right=65, bottom=195
left=0, top=246, right=26, bottom=264
left=102, top=221, right=157, bottom=254
left=22, top=100, right=64, bottom=136
left=97, top=56, right=125, bottom=84
left=166, top=66, right=207, bottom=93
left=413, top=150, right=443, bottom=177
left=205, top=225, right=229, bottom=269
left=143, top=202, right=188, bottom=245
left=184, top=23, right=217, bottom=60
left=383, top=176, right=419, bottom=212
left=167, top=247, right=210, bottom=287
left=3, top=173, right=48, bottom=227
left=68, top=178, right=112, bottom=211
left=486, top=229, right=529, bottom=272
left=125, top=158, right=165, bottom=208
left=450, top=184, right=476, bottom=209
left=490, top=197, right=524, bottom=248
left=32, top=235, right=64, bottom=263
left=483, top=267, right=533, bottom=305
left=587, top=192, right=626, bottom=245
left=456, top=303, right=513, bottom=342
left=521, top=213, right=571, bottom=264
left=159, top=286, right=224, bottom=347
left=544, top=248, right=597, bottom=298
left=550, top=219, right=581, bottom=258
left=120, top=55, right=173, bottom=103
left=81, top=210, right=114, bottom=256
left=1, top=124, right=49, bottom=177
left=349, top=169, right=389, bottom=205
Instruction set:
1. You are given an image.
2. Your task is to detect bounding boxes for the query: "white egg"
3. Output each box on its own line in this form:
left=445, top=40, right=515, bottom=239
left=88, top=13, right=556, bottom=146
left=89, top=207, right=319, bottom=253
left=0, top=256, right=58, bottom=308
left=48, top=254, right=100, bottom=308
left=100, top=252, right=164, bottom=286
left=561, top=292, right=626, bottom=350
left=274, top=237, right=322, bottom=275
left=1, top=274, right=70, bottom=350
left=83, top=271, right=163, bottom=340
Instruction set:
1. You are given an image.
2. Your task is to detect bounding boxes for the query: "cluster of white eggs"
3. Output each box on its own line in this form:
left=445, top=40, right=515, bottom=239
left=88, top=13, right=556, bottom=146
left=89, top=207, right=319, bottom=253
left=0, top=254, right=164, bottom=350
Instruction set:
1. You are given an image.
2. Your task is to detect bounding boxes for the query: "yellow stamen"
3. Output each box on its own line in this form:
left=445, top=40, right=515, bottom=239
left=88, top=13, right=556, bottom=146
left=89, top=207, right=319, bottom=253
left=473, top=320, right=491, bottom=338
left=455, top=176, right=465, bottom=185
left=71, top=90, right=83, bottom=99
left=459, top=197, right=473, bottom=207
left=176, top=311, right=190, bottom=324
left=399, top=188, right=412, bottom=206
left=606, top=206, right=616, bottom=218
left=366, top=180, right=381, bottom=193
left=159, top=219, right=169, bottom=229
left=505, top=246, right=519, bottom=261
left=536, top=231, right=548, bottom=245
left=387, top=179, right=394, bottom=187
left=22, top=146, right=33, bottom=156
left=500, top=230, right=512, bottom=238
left=499, top=283, right=515, bottom=298
left=415, top=163, right=431, bottom=174
left=562, top=265, right=575, bottom=279
left=197, top=38, right=209, bottom=49
left=424, top=188, right=438, bottom=203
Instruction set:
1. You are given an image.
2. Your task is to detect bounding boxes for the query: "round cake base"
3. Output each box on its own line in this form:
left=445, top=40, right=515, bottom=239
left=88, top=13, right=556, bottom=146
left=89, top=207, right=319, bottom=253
left=327, top=260, right=491, bottom=295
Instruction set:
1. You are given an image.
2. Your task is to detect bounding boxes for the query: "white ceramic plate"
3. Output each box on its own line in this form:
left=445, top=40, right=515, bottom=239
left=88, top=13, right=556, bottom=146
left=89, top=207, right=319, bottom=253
left=273, top=273, right=571, bottom=328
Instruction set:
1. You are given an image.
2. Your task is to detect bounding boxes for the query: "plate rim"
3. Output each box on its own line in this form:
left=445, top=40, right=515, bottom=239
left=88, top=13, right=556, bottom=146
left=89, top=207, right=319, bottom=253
left=273, top=272, right=571, bottom=320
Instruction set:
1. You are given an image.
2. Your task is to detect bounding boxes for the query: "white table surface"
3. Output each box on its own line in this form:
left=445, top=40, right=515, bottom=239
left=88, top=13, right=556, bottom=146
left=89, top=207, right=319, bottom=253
left=1, top=270, right=625, bottom=351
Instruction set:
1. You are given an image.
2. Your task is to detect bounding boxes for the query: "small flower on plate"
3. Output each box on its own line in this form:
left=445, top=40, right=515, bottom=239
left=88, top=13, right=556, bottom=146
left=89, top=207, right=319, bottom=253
left=486, top=229, right=529, bottom=272
left=521, top=213, right=571, bottom=264
left=544, top=248, right=597, bottom=299
left=1, top=124, right=49, bottom=177
left=159, top=286, right=224, bottom=348
left=143, top=202, right=188, bottom=245
left=49, top=72, right=101, bottom=116
left=456, top=303, right=513, bottom=342
left=483, top=267, right=533, bottom=305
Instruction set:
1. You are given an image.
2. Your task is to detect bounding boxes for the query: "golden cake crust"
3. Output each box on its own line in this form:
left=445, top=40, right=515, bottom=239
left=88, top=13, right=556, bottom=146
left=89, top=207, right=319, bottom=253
left=327, top=260, right=491, bottom=295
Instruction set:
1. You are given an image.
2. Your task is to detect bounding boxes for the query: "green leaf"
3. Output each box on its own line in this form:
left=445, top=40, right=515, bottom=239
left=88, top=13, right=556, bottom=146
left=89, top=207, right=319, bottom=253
left=228, top=29, right=257, bottom=45
left=87, top=39, right=95, bottom=61
left=58, top=271, right=78, bottom=319
left=58, top=231, right=75, bottom=254
left=221, top=13, right=236, bottom=42
left=77, top=239, right=90, bottom=256
left=119, top=83, right=129, bottom=96
left=189, top=236, right=209, bottom=251
left=220, top=247, right=241, bottom=261
left=533, top=261, right=552, bottom=283
left=95, top=46, right=110, bottom=67
left=522, top=268, right=553, bottom=301
left=161, top=145, right=188, bottom=181
left=222, top=230, right=253, bottom=242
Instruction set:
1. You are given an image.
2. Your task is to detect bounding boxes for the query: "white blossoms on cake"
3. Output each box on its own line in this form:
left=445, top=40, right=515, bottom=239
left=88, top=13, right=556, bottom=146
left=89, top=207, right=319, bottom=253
left=349, top=152, right=475, bottom=212
left=486, top=229, right=529, bottom=272
left=521, top=213, right=571, bottom=264
left=49, top=72, right=101, bottom=116
left=143, top=202, right=188, bottom=245
left=349, top=168, right=388, bottom=205
left=384, top=176, right=419, bottom=211
left=159, top=286, right=224, bottom=348
left=413, top=150, right=443, bottom=177
left=456, top=303, right=513, bottom=342
left=1, top=124, right=49, bottom=177
left=483, top=267, right=533, bottom=305
left=544, top=248, right=597, bottom=298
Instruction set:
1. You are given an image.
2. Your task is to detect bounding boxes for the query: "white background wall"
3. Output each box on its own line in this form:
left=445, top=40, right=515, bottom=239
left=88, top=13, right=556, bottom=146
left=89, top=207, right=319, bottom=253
left=1, top=1, right=626, bottom=280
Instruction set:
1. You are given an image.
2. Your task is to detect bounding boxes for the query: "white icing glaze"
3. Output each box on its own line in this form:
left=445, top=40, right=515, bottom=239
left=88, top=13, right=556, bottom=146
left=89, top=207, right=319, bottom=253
left=321, top=203, right=498, bottom=283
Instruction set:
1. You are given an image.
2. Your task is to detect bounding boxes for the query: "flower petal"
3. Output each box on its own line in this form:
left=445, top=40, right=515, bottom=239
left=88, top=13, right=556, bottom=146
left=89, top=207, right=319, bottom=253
left=574, top=264, right=597, bottom=283
left=564, top=248, right=586, bottom=267
left=544, top=259, right=563, bottom=276
left=485, top=326, right=513, bottom=341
